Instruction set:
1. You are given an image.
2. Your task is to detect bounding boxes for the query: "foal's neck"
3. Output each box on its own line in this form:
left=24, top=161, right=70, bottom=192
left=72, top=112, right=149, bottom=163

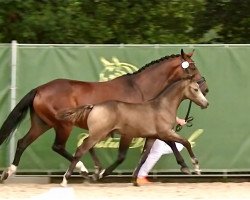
left=157, top=81, right=186, bottom=114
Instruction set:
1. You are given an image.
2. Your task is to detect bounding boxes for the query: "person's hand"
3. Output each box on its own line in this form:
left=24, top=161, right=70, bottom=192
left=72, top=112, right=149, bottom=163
left=176, top=117, right=187, bottom=126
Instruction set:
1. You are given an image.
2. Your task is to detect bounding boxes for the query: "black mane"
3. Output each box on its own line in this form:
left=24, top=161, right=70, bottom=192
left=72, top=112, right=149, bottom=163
left=128, top=54, right=180, bottom=75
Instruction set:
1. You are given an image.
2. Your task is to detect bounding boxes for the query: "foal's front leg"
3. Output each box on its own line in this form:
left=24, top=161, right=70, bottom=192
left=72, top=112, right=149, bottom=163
left=166, top=141, right=191, bottom=174
left=161, top=130, right=201, bottom=175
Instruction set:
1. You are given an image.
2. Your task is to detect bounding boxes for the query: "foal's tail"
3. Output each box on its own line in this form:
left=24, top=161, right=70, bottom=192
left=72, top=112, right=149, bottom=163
left=0, top=89, right=37, bottom=145
left=57, top=105, right=93, bottom=123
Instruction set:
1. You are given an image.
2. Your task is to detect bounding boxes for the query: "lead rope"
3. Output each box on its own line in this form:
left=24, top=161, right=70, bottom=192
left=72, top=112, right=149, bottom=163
left=175, top=100, right=193, bottom=132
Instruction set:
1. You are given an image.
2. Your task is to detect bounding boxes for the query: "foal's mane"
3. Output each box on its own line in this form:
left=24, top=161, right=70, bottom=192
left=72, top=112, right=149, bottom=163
left=128, top=54, right=180, bottom=76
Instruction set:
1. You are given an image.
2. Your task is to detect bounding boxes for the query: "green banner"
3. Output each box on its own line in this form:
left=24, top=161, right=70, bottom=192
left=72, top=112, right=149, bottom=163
left=1, top=44, right=250, bottom=173
left=0, top=44, right=11, bottom=168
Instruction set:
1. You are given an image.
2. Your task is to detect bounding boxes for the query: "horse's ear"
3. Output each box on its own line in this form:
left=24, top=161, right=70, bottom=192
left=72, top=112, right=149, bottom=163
left=181, top=49, right=195, bottom=59
left=181, top=49, right=185, bottom=59
left=186, top=49, right=195, bottom=58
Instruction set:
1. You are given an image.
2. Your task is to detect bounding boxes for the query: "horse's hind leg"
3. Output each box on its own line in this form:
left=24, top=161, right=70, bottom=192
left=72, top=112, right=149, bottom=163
left=132, top=138, right=155, bottom=184
left=94, top=136, right=133, bottom=180
left=166, top=141, right=190, bottom=174
left=1, top=112, right=50, bottom=182
left=53, top=125, right=89, bottom=179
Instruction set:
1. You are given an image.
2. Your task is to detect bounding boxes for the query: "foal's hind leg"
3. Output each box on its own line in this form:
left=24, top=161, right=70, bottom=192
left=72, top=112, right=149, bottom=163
left=61, top=135, right=101, bottom=187
left=89, top=147, right=103, bottom=176
left=94, top=136, right=133, bottom=180
left=166, top=141, right=190, bottom=174
left=1, top=113, right=50, bottom=182
left=53, top=125, right=89, bottom=179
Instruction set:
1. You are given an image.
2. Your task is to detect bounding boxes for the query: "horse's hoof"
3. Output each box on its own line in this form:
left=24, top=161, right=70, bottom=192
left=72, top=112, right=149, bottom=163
left=1, top=171, right=9, bottom=182
left=60, top=182, right=67, bottom=187
left=92, top=173, right=99, bottom=182
left=132, top=180, right=139, bottom=187
left=194, top=169, right=202, bottom=175
left=80, top=171, right=90, bottom=180
left=92, top=169, right=105, bottom=181
left=180, top=166, right=191, bottom=174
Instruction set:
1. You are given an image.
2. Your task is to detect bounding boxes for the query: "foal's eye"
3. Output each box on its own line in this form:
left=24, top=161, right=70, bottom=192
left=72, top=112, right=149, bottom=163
left=194, top=88, right=199, bottom=92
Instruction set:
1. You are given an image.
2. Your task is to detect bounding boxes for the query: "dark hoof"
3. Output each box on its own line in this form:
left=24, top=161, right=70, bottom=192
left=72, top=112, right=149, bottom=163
left=180, top=166, right=191, bottom=174
left=132, top=180, right=139, bottom=187
left=80, top=171, right=90, bottom=180
left=1, top=171, right=9, bottom=182
left=92, top=173, right=100, bottom=182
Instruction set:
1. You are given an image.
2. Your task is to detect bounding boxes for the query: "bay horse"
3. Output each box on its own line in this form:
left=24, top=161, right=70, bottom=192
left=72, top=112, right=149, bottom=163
left=0, top=49, right=208, bottom=182
left=58, top=76, right=209, bottom=187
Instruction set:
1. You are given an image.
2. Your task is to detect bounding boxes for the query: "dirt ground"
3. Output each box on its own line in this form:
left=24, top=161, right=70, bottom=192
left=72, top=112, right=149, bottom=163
left=1, top=181, right=250, bottom=200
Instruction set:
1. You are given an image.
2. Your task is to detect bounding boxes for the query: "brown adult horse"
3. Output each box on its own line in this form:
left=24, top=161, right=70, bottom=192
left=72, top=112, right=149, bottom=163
left=0, top=49, right=208, bottom=182
left=58, top=76, right=209, bottom=187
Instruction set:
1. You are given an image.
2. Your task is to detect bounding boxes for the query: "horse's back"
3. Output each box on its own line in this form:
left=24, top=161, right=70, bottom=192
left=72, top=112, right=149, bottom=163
left=32, top=78, right=139, bottom=127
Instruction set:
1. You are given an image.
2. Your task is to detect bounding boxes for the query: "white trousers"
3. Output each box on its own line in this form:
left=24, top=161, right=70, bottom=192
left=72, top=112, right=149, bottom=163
left=137, top=139, right=184, bottom=178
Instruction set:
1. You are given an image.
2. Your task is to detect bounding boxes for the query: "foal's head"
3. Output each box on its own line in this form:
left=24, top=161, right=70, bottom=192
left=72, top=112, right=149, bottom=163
left=183, top=78, right=209, bottom=109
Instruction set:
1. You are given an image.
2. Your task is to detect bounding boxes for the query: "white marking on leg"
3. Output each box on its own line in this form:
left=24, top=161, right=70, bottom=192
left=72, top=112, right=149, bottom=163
left=7, top=164, right=17, bottom=177
left=76, top=161, right=88, bottom=173
left=99, top=169, right=105, bottom=179
left=60, top=171, right=68, bottom=187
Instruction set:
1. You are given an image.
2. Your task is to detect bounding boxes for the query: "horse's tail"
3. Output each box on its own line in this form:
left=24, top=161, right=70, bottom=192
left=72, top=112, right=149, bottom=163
left=57, top=105, right=94, bottom=123
left=0, top=89, right=37, bottom=145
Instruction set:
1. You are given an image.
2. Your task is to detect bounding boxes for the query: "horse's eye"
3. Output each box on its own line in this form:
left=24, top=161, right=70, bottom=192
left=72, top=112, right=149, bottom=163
left=194, top=88, right=198, bottom=92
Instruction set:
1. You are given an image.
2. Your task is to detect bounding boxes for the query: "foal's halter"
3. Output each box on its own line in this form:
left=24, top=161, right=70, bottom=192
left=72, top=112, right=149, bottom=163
left=175, top=59, right=207, bottom=132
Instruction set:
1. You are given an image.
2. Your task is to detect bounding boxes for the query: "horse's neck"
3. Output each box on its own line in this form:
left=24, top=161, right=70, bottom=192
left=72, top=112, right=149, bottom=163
left=132, top=59, right=179, bottom=101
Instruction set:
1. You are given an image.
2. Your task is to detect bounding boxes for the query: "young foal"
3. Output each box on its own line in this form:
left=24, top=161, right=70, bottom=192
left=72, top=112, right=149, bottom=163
left=58, top=77, right=209, bottom=186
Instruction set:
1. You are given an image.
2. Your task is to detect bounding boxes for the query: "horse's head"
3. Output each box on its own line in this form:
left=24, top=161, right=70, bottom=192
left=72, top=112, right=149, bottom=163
left=183, top=77, right=209, bottom=109
left=177, top=49, right=209, bottom=96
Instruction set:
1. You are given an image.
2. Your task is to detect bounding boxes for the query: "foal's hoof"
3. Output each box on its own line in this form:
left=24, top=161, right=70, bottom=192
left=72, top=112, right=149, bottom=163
left=180, top=166, right=191, bottom=174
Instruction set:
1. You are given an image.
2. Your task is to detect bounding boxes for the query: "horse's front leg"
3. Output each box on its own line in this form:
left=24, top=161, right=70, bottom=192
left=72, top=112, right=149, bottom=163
left=166, top=141, right=191, bottom=174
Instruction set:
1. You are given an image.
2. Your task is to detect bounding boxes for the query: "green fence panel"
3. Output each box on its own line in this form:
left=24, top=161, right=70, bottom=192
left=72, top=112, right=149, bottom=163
left=0, top=44, right=11, bottom=168
left=1, top=44, right=250, bottom=173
